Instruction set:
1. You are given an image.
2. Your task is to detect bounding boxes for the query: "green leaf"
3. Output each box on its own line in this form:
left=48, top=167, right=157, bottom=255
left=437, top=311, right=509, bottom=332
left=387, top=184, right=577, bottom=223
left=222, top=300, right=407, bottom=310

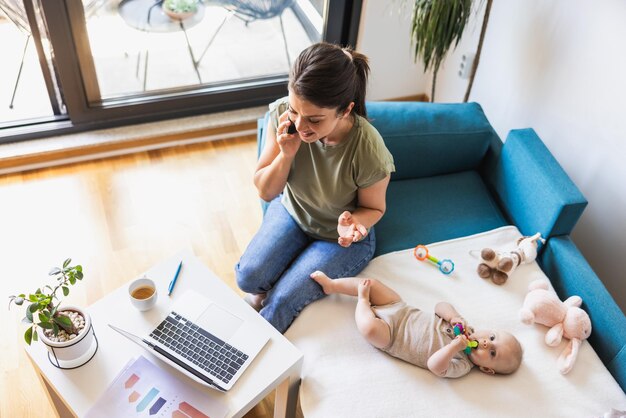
left=63, top=258, right=71, bottom=268
left=24, top=327, right=33, bottom=345
left=49, top=267, right=62, bottom=276
left=26, top=309, right=33, bottom=322
left=54, top=315, right=72, bottom=327
left=76, top=270, right=83, bottom=280
left=69, top=277, right=76, bottom=285
left=33, top=329, right=38, bottom=342
left=38, top=321, right=53, bottom=329
left=62, top=286, right=70, bottom=297
left=52, top=323, right=59, bottom=335
left=38, top=312, right=50, bottom=323
left=28, top=303, right=39, bottom=313
left=22, top=316, right=32, bottom=324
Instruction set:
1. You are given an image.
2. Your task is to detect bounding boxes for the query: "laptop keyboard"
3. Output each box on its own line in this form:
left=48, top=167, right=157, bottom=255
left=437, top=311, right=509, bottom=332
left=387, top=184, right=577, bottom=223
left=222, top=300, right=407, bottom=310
left=149, top=311, right=248, bottom=384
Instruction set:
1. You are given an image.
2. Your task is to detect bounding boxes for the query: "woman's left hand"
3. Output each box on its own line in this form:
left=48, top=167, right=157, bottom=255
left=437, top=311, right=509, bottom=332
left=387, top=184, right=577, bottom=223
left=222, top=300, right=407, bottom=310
left=337, top=211, right=368, bottom=247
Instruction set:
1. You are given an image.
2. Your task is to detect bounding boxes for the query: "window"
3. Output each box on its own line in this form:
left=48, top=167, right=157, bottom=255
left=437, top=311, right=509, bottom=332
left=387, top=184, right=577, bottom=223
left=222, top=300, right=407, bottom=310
left=0, top=0, right=362, bottom=143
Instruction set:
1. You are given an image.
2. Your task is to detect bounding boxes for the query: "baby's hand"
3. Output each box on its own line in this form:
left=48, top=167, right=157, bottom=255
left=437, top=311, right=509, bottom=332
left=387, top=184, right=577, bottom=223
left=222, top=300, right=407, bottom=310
left=454, top=334, right=469, bottom=351
left=450, top=316, right=466, bottom=330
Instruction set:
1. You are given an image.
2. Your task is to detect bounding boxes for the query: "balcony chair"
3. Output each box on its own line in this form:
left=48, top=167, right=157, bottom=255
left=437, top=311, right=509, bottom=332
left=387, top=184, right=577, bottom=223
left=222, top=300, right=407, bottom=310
left=196, top=0, right=295, bottom=68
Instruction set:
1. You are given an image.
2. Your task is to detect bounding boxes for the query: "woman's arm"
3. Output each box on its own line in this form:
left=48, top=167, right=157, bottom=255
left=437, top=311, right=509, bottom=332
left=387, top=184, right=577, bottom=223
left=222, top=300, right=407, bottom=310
left=254, top=112, right=301, bottom=201
left=337, top=175, right=391, bottom=247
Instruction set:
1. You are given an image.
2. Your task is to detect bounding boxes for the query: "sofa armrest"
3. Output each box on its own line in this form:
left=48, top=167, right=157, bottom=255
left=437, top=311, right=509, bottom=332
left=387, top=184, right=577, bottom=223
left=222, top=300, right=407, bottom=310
left=485, top=128, right=587, bottom=238
left=538, top=235, right=626, bottom=391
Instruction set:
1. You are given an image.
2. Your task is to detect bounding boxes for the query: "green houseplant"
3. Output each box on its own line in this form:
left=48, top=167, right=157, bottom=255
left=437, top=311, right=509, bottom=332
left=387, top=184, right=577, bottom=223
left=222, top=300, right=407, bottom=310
left=8, top=258, right=98, bottom=368
left=405, top=0, right=493, bottom=102
left=407, top=0, right=473, bottom=102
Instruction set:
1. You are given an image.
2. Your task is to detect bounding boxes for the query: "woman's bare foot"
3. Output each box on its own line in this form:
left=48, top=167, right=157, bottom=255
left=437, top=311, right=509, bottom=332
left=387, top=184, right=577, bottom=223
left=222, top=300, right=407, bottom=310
left=358, top=279, right=371, bottom=302
left=310, top=271, right=335, bottom=294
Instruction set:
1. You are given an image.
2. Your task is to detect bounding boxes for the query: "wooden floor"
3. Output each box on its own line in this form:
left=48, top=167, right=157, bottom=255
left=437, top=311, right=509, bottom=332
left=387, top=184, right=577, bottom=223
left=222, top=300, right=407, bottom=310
left=0, top=135, right=302, bottom=417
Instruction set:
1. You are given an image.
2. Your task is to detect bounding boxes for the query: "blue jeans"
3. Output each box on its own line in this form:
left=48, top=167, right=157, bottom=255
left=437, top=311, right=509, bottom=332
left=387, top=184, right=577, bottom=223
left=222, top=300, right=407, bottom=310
left=235, top=198, right=376, bottom=333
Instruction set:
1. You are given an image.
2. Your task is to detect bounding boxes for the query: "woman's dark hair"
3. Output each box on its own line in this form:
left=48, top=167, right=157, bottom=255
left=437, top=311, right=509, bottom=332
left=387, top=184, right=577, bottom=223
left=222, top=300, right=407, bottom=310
left=289, top=42, right=370, bottom=118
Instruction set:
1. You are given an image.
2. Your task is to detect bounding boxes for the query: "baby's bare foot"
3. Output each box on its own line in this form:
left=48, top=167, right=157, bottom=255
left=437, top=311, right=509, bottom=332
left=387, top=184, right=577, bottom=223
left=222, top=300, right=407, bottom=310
left=310, top=271, right=335, bottom=294
left=358, top=279, right=371, bottom=302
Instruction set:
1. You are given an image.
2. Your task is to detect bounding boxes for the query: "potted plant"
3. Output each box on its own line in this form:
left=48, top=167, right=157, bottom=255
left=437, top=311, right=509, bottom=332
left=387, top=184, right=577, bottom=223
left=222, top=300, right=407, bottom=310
left=405, top=0, right=473, bottom=102
left=403, top=0, right=493, bottom=102
left=162, top=0, right=199, bottom=21
left=8, top=258, right=98, bottom=369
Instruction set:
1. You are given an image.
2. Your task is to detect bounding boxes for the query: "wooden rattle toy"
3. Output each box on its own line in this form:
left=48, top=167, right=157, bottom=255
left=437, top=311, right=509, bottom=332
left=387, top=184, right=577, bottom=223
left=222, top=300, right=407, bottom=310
left=413, top=245, right=455, bottom=275
left=453, top=323, right=478, bottom=354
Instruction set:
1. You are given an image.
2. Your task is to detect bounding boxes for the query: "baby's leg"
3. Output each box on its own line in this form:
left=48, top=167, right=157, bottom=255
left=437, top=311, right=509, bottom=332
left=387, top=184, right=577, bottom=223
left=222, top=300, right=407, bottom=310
left=310, top=271, right=401, bottom=306
left=355, top=279, right=392, bottom=349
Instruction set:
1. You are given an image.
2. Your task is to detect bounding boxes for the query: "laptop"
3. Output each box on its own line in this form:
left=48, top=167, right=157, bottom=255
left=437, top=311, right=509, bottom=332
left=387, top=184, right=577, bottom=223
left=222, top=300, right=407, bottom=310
left=110, top=289, right=270, bottom=392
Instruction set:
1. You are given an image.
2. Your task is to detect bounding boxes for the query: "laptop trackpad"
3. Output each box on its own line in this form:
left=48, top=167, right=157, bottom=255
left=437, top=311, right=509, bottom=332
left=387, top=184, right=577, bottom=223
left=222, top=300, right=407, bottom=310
left=196, top=303, right=243, bottom=341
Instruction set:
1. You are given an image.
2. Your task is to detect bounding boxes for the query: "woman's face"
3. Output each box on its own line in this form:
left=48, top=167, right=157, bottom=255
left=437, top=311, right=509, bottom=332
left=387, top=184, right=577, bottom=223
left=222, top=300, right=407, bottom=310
left=287, top=92, right=346, bottom=143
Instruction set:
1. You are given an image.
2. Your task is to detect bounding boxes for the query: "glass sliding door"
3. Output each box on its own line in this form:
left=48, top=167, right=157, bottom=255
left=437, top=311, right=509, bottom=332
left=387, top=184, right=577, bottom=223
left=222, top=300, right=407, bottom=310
left=84, top=0, right=319, bottom=98
left=0, top=0, right=65, bottom=127
left=2, top=0, right=362, bottom=142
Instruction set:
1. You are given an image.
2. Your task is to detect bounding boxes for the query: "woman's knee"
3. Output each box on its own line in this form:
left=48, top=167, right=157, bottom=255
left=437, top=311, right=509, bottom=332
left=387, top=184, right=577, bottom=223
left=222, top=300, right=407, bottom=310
left=235, top=261, right=263, bottom=293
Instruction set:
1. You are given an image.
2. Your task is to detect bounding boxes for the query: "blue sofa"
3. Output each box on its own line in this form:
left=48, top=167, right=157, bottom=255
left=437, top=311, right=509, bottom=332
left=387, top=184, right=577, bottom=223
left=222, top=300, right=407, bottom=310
left=257, top=101, right=625, bottom=390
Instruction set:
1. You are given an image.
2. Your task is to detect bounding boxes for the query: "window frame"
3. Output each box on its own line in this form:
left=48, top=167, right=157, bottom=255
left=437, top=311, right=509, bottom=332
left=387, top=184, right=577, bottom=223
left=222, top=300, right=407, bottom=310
left=1, top=0, right=363, bottom=144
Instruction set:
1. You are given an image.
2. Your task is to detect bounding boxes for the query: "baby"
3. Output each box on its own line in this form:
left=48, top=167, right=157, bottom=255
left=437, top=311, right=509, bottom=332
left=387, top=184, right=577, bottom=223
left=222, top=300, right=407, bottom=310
left=310, top=271, right=522, bottom=378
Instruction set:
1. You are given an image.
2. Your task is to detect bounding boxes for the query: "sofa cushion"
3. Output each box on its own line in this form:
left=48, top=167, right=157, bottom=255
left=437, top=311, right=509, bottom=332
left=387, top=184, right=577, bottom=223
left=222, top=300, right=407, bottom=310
left=366, top=102, right=501, bottom=180
left=375, top=170, right=508, bottom=256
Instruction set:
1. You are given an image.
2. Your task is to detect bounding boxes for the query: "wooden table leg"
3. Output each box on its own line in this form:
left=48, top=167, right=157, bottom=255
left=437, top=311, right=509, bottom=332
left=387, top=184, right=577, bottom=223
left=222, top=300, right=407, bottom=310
left=273, top=364, right=302, bottom=418
left=27, top=354, right=76, bottom=418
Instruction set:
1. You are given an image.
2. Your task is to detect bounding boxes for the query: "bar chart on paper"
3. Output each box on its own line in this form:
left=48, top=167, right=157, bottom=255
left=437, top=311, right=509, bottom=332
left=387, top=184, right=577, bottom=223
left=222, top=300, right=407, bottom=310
left=86, top=356, right=228, bottom=418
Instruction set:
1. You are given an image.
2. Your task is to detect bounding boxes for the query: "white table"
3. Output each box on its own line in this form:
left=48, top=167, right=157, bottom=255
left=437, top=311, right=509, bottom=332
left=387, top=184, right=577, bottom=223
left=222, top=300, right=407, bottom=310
left=25, top=250, right=303, bottom=418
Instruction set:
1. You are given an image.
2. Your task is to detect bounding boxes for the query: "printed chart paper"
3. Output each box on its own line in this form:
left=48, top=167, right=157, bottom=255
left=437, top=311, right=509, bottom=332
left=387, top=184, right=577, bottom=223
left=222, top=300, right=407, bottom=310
left=86, top=356, right=228, bottom=418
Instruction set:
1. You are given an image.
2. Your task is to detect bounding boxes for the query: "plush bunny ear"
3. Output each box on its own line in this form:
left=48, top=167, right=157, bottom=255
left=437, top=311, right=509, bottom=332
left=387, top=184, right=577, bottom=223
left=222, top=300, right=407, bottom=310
left=545, top=323, right=564, bottom=347
left=558, top=338, right=581, bottom=375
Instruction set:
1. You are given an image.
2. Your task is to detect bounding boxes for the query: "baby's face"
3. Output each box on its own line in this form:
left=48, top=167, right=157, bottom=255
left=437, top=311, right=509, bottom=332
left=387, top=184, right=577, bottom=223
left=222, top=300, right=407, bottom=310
left=468, top=329, right=521, bottom=374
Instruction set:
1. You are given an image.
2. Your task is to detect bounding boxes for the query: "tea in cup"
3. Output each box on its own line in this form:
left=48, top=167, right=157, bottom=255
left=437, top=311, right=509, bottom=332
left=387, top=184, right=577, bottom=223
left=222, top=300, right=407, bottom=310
left=129, top=276, right=158, bottom=311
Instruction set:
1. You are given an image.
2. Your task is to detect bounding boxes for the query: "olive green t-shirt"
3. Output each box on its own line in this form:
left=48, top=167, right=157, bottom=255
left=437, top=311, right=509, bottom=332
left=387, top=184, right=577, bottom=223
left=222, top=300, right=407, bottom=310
left=268, top=97, right=395, bottom=240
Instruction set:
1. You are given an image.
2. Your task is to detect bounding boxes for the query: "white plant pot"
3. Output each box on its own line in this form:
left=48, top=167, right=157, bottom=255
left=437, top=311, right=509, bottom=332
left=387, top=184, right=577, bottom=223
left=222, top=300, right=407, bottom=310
left=39, top=306, right=98, bottom=369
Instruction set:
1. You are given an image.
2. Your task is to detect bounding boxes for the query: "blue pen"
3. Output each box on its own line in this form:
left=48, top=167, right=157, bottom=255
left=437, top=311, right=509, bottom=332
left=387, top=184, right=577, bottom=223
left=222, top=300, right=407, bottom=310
left=167, top=261, right=183, bottom=296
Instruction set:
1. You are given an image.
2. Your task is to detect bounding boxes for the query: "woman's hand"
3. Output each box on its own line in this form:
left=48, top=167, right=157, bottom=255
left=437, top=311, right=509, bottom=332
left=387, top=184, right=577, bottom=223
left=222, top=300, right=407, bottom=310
left=276, top=111, right=301, bottom=159
left=337, top=211, right=368, bottom=247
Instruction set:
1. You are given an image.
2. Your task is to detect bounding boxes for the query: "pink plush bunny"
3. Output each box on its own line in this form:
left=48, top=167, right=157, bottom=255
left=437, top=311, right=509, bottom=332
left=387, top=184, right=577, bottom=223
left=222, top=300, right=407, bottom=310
left=519, top=279, right=592, bottom=374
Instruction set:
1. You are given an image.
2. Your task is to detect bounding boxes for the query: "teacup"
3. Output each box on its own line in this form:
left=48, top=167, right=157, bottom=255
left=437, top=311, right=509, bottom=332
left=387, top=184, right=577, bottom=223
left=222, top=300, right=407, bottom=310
left=128, top=276, right=158, bottom=311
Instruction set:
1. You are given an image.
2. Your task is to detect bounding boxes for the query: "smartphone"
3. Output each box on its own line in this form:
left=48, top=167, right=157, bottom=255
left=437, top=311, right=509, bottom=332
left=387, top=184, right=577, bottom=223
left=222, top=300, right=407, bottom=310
left=287, top=118, right=297, bottom=134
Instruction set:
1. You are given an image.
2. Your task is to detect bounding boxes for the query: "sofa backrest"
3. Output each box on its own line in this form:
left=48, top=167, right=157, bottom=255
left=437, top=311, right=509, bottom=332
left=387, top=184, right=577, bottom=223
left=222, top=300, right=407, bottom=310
left=366, top=101, right=502, bottom=181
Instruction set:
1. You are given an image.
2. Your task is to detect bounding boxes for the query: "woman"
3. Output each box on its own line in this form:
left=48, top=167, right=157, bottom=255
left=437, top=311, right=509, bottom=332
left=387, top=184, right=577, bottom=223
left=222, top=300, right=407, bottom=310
left=236, top=42, right=395, bottom=333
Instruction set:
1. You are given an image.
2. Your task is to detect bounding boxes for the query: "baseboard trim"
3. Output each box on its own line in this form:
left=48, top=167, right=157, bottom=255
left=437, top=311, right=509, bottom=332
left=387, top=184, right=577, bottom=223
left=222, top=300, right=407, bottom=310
left=0, top=122, right=258, bottom=175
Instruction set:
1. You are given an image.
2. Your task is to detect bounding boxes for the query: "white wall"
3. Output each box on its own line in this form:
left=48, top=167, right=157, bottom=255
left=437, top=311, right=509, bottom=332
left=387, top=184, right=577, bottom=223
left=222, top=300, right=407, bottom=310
left=356, top=0, right=427, bottom=100
left=357, top=0, right=626, bottom=313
